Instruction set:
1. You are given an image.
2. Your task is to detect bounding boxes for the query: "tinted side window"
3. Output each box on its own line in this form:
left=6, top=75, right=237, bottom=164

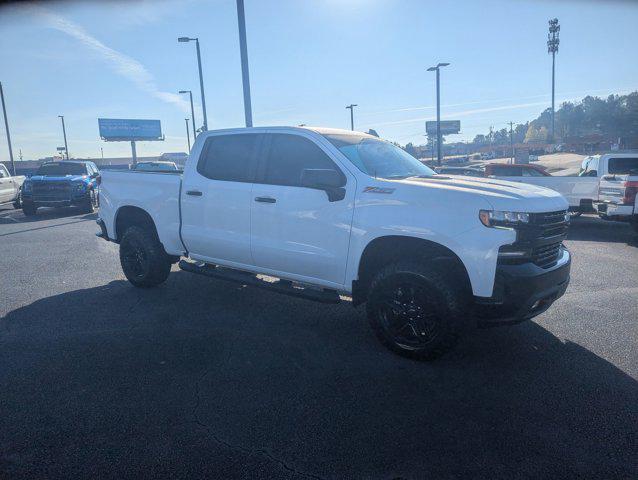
left=0, top=165, right=7, bottom=178
left=608, top=157, right=638, bottom=174
left=262, top=134, right=341, bottom=187
left=523, top=168, right=543, bottom=176
left=197, top=134, right=262, bottom=182
left=492, top=166, right=521, bottom=176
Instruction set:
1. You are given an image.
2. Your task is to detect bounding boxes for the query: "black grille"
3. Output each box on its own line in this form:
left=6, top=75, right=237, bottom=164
left=499, top=209, right=568, bottom=269
left=33, top=182, right=72, bottom=202
left=531, top=241, right=562, bottom=268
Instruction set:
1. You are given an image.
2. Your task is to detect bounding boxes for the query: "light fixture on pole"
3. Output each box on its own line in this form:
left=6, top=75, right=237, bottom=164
left=345, top=104, right=358, bottom=130
left=0, top=82, right=16, bottom=175
left=178, top=37, right=208, bottom=132
left=185, top=118, right=191, bottom=152
left=426, top=62, right=450, bottom=166
left=179, top=90, right=197, bottom=143
left=547, top=18, right=560, bottom=144
left=58, top=115, right=69, bottom=160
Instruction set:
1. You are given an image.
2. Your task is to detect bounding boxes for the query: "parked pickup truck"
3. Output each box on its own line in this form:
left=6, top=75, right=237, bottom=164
left=97, top=127, right=571, bottom=360
left=594, top=155, right=638, bottom=232
left=0, top=163, right=24, bottom=208
left=490, top=154, right=638, bottom=215
left=21, top=161, right=101, bottom=216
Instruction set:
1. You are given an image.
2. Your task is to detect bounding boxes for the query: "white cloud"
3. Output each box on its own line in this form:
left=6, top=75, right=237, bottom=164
left=29, top=5, right=189, bottom=113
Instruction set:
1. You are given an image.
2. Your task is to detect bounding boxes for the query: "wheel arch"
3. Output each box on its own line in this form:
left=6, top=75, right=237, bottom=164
left=114, top=205, right=159, bottom=243
left=352, top=235, right=473, bottom=306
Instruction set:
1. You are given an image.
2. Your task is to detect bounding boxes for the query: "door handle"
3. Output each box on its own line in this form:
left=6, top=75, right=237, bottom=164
left=186, top=190, right=203, bottom=196
left=254, top=196, right=276, bottom=203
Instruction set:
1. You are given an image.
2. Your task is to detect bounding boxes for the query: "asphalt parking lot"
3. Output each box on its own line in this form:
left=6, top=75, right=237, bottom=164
left=1, top=205, right=637, bottom=479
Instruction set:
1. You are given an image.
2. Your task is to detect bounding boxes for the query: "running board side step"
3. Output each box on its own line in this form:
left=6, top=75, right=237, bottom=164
left=178, top=260, right=341, bottom=304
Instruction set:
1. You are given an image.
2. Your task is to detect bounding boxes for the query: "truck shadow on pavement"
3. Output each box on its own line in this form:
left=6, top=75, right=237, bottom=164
left=1, top=271, right=637, bottom=479
left=567, top=215, right=637, bottom=245
left=0, top=207, right=96, bottom=224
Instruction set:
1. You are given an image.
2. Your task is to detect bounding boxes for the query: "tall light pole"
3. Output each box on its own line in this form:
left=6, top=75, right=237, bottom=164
left=508, top=121, right=515, bottom=163
left=345, top=104, right=357, bottom=130
left=178, top=37, right=208, bottom=132
left=185, top=118, right=191, bottom=151
left=236, top=0, right=253, bottom=127
left=179, top=90, right=197, bottom=143
left=0, top=82, right=15, bottom=175
left=427, top=62, right=450, bottom=166
left=58, top=115, right=69, bottom=160
left=548, top=18, right=560, bottom=144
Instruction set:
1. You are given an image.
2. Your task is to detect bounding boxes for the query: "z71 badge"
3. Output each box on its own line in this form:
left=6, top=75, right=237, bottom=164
left=363, top=186, right=395, bottom=194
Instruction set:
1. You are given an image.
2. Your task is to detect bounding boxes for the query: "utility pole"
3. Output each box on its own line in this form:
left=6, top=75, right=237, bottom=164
left=427, top=62, right=450, bottom=166
left=508, top=121, right=515, bottom=163
left=548, top=18, right=560, bottom=144
left=100, top=147, right=104, bottom=160
left=185, top=118, right=191, bottom=151
left=236, top=0, right=253, bottom=127
left=489, top=125, right=494, bottom=156
left=58, top=115, right=69, bottom=159
left=345, top=104, right=357, bottom=130
left=0, top=82, right=16, bottom=175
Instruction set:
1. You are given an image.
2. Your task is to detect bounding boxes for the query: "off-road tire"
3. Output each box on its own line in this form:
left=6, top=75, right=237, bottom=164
left=22, top=202, right=37, bottom=216
left=119, top=226, right=171, bottom=288
left=366, top=260, right=469, bottom=360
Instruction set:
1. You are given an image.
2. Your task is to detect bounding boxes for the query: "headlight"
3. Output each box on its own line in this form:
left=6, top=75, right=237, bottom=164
left=23, top=182, right=32, bottom=193
left=479, top=209, right=530, bottom=228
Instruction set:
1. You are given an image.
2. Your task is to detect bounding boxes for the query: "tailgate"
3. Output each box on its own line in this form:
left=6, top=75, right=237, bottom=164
left=597, top=176, right=626, bottom=204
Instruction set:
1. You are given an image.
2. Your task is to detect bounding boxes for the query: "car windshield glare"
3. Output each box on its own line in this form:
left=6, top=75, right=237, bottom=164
left=324, top=134, right=435, bottom=179
left=36, top=162, right=87, bottom=176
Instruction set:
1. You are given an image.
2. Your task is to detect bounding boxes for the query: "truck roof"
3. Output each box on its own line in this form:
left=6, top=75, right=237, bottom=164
left=200, top=126, right=376, bottom=138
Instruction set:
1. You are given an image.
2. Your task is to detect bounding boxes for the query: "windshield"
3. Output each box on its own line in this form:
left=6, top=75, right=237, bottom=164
left=323, top=134, right=435, bottom=179
left=36, top=162, right=87, bottom=176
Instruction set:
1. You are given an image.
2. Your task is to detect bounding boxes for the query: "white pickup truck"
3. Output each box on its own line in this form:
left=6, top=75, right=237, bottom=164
left=493, top=154, right=638, bottom=216
left=593, top=155, right=638, bottom=232
left=97, top=127, right=571, bottom=360
left=0, top=163, right=24, bottom=208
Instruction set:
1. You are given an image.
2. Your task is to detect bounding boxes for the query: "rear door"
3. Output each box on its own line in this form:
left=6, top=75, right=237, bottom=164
left=250, top=132, right=356, bottom=287
left=180, top=132, right=263, bottom=266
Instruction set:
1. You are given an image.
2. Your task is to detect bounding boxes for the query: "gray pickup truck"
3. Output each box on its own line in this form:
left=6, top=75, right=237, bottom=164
left=0, top=163, right=24, bottom=208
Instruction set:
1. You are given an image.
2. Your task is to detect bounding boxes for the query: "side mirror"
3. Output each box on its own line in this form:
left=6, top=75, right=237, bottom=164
left=300, top=168, right=346, bottom=202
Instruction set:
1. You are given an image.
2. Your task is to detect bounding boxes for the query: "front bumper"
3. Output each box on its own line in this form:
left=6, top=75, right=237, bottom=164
left=474, top=247, right=571, bottom=326
left=22, top=192, right=89, bottom=208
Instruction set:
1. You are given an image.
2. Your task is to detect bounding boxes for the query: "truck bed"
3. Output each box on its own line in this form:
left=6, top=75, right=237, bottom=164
left=98, top=170, right=185, bottom=256
left=494, top=175, right=598, bottom=208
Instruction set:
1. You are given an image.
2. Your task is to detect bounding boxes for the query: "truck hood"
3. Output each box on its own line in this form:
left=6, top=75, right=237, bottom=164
left=29, top=175, right=87, bottom=182
left=398, top=175, right=569, bottom=213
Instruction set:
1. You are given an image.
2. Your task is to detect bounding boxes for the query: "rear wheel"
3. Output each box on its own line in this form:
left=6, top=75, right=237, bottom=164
left=22, top=202, right=37, bottom=216
left=119, top=226, right=171, bottom=287
left=366, top=261, right=468, bottom=360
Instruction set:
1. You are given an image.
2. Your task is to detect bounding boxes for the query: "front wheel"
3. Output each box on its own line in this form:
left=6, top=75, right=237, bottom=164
left=366, top=261, right=468, bottom=360
left=119, top=226, right=172, bottom=288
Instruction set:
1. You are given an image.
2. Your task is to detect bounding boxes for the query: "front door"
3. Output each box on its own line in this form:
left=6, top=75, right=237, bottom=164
left=250, top=132, right=355, bottom=287
left=181, top=132, right=263, bottom=266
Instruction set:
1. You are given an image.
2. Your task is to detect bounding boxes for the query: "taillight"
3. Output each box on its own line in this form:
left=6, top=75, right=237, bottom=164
left=623, top=181, right=638, bottom=205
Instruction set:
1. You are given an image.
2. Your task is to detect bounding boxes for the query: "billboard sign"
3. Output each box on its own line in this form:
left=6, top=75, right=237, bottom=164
left=98, top=118, right=163, bottom=141
left=426, top=120, right=460, bottom=135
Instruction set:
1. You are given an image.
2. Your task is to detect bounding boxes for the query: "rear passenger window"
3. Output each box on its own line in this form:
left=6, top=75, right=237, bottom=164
left=262, top=134, right=340, bottom=187
left=198, top=134, right=262, bottom=182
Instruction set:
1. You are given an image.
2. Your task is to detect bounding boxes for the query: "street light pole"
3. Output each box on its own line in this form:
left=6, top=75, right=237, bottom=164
left=427, top=62, right=450, bottom=166
left=179, top=90, right=197, bottom=142
left=345, top=104, right=357, bottom=130
left=185, top=118, right=191, bottom=151
left=0, top=82, right=16, bottom=175
left=548, top=18, right=560, bottom=144
left=236, top=0, right=253, bottom=127
left=58, top=115, right=69, bottom=160
left=508, top=121, right=515, bottom=163
left=178, top=37, right=208, bottom=131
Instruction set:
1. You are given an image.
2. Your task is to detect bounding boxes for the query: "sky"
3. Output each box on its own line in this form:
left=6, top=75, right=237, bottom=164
left=0, top=0, right=637, bottom=160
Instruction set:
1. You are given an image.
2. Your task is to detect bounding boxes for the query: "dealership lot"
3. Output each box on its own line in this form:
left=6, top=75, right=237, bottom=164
left=1, top=206, right=637, bottom=479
